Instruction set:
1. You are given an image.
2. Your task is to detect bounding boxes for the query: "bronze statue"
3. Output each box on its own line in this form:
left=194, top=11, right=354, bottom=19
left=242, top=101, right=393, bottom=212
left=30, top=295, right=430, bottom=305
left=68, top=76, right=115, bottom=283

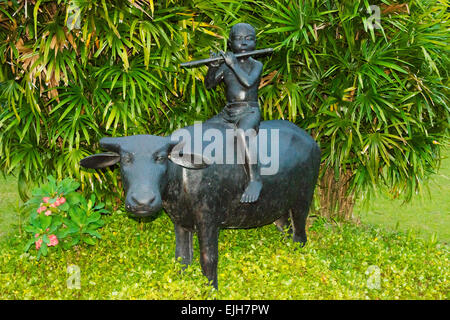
left=204, top=23, right=263, bottom=203
left=183, top=23, right=274, bottom=203
left=80, top=23, right=321, bottom=289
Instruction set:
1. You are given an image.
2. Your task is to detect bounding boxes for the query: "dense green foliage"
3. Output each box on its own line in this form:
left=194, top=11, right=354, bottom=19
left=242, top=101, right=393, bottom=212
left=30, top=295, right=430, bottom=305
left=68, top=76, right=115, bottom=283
left=0, top=0, right=448, bottom=216
left=22, top=176, right=108, bottom=259
left=0, top=213, right=448, bottom=299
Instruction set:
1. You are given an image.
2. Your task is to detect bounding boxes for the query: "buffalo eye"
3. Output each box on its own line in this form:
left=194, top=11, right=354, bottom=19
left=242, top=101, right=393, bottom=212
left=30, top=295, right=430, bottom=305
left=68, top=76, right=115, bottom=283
left=154, top=154, right=167, bottom=164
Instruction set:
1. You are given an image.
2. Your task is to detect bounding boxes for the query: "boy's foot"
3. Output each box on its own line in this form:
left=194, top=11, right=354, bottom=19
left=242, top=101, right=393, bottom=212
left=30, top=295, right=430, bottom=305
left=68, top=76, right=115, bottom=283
left=240, top=180, right=262, bottom=203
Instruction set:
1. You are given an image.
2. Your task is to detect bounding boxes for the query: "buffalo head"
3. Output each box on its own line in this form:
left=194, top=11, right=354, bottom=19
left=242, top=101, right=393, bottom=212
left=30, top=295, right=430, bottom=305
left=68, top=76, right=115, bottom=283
left=80, top=135, right=209, bottom=217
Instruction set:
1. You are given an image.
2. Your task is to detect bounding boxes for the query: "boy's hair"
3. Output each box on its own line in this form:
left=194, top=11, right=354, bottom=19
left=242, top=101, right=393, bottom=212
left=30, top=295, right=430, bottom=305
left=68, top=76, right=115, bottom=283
left=229, top=23, right=256, bottom=39
left=227, top=23, right=256, bottom=50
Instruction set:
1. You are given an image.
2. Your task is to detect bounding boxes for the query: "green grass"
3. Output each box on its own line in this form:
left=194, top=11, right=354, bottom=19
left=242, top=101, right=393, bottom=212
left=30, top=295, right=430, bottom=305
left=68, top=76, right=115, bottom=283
left=0, top=153, right=449, bottom=299
left=0, top=212, right=448, bottom=299
left=354, top=148, right=450, bottom=244
left=0, top=175, right=22, bottom=239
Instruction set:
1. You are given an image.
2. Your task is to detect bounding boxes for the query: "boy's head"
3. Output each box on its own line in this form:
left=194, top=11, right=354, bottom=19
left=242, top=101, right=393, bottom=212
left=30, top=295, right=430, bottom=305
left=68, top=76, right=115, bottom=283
left=228, top=23, right=256, bottom=53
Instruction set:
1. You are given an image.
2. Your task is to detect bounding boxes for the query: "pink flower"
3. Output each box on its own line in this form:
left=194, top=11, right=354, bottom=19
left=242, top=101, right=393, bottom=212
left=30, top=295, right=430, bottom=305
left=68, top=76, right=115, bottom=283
left=35, top=233, right=40, bottom=238
left=35, top=239, right=43, bottom=250
left=52, top=197, right=65, bottom=207
left=37, top=206, right=47, bottom=213
left=42, top=197, right=50, bottom=203
left=50, top=202, right=57, bottom=208
left=48, top=235, right=58, bottom=247
left=44, top=210, right=52, bottom=216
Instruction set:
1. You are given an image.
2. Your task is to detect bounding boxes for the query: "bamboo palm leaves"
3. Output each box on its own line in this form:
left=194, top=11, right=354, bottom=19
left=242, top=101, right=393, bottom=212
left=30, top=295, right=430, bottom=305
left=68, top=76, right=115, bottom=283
left=0, top=0, right=448, bottom=216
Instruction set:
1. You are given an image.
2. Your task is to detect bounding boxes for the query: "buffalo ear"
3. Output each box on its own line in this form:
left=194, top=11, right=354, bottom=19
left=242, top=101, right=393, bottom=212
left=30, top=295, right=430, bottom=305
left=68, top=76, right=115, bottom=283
left=168, top=152, right=211, bottom=169
left=167, top=140, right=211, bottom=169
left=80, top=152, right=121, bottom=169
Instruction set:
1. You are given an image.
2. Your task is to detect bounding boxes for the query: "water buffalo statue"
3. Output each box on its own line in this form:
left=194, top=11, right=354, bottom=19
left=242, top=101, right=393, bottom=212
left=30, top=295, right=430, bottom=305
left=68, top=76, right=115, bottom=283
left=80, top=119, right=320, bottom=289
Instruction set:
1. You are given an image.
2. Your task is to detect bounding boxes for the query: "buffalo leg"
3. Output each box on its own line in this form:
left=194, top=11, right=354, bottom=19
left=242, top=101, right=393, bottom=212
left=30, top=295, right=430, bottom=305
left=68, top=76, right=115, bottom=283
left=290, top=206, right=308, bottom=246
left=290, top=174, right=317, bottom=246
left=174, top=224, right=193, bottom=268
left=274, top=214, right=292, bottom=235
left=197, top=225, right=219, bottom=289
left=291, top=190, right=314, bottom=246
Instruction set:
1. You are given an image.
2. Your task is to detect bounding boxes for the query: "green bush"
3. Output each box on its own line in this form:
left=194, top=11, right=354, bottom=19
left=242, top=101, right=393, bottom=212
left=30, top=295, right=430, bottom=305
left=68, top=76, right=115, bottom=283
left=1, top=213, right=447, bottom=299
left=0, top=0, right=448, bottom=217
left=22, top=176, right=108, bottom=259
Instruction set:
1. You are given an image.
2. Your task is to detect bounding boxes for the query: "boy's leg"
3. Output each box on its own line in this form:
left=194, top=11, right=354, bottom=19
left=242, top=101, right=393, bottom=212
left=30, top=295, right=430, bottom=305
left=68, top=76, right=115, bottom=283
left=236, top=108, right=262, bottom=203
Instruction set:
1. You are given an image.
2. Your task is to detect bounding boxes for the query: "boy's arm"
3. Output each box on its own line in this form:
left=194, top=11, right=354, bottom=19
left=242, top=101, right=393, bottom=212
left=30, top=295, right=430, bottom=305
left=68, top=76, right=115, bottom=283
left=205, top=64, right=225, bottom=89
left=205, top=52, right=225, bottom=89
left=221, top=52, right=262, bottom=88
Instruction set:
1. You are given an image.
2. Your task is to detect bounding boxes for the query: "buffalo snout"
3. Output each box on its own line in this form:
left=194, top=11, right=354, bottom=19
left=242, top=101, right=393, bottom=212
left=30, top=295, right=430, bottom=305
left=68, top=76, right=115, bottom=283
left=125, top=191, right=162, bottom=216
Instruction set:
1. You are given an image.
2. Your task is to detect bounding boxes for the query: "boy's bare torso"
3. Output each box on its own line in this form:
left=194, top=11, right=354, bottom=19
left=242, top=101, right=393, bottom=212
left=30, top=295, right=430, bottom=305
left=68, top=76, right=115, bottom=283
left=220, top=58, right=261, bottom=104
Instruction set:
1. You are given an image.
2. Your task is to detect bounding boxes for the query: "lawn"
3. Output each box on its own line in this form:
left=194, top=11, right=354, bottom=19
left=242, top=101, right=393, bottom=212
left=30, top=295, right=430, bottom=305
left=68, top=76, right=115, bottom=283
left=354, top=148, right=450, bottom=244
left=0, top=152, right=448, bottom=299
left=0, top=175, right=22, bottom=239
left=0, top=211, right=448, bottom=299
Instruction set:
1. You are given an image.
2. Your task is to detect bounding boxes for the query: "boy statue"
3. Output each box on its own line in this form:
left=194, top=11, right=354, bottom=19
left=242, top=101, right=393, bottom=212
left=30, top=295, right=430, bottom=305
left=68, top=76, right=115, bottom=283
left=205, top=23, right=263, bottom=203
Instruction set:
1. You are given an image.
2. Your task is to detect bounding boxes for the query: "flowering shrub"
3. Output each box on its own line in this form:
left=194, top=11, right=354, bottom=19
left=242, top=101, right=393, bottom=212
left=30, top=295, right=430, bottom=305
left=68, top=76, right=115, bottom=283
left=23, top=176, right=108, bottom=259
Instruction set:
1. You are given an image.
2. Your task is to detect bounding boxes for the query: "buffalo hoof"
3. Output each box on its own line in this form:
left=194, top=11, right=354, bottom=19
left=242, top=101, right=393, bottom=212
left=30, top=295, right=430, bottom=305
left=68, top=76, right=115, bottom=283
left=293, top=234, right=307, bottom=249
left=240, top=180, right=262, bottom=203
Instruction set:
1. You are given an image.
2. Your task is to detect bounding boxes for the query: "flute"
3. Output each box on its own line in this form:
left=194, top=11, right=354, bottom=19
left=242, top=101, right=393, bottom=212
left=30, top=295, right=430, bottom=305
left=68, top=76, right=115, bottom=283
left=180, top=48, right=274, bottom=68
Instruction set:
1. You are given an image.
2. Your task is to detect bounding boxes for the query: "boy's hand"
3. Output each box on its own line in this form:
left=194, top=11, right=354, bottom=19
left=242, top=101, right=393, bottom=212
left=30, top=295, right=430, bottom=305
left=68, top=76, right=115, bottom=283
left=208, top=51, right=221, bottom=68
left=220, top=50, right=238, bottom=67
